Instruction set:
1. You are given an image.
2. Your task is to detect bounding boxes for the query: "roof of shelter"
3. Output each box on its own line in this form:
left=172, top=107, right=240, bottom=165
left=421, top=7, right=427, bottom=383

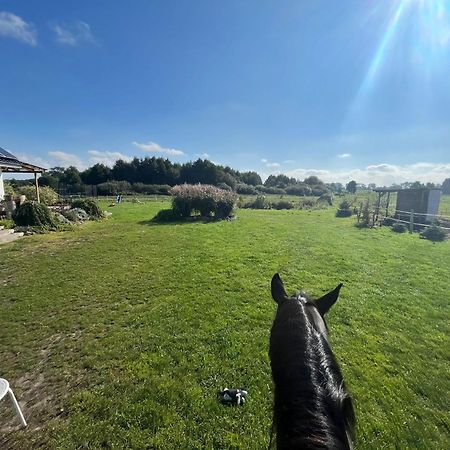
left=0, top=147, right=46, bottom=173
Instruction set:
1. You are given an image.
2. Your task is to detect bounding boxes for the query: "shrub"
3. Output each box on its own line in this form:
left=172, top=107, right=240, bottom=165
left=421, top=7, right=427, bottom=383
left=272, top=200, right=294, bottom=210
left=13, top=201, right=57, bottom=227
left=71, top=199, right=103, bottom=219
left=299, top=199, right=316, bottom=210
left=392, top=222, right=407, bottom=233
left=317, top=193, right=333, bottom=205
left=97, top=180, right=131, bottom=195
left=256, top=186, right=286, bottom=195
left=242, top=195, right=271, bottom=209
left=217, top=182, right=233, bottom=192
left=285, top=184, right=312, bottom=196
left=170, top=184, right=237, bottom=219
left=383, top=217, right=396, bottom=226
left=132, top=183, right=172, bottom=195
left=355, top=201, right=371, bottom=228
left=236, top=183, right=258, bottom=195
left=17, top=185, right=59, bottom=205
left=4, top=181, right=15, bottom=197
left=336, top=200, right=352, bottom=217
left=336, top=208, right=352, bottom=217
left=420, top=224, right=447, bottom=242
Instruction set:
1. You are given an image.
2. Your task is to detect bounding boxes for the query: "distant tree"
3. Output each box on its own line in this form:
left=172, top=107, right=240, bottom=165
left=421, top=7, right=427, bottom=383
left=264, top=174, right=296, bottom=188
left=346, top=180, right=357, bottom=193
left=442, top=178, right=450, bottom=195
left=240, top=171, right=262, bottom=186
left=81, top=163, right=111, bottom=185
left=410, top=181, right=424, bottom=189
left=304, top=176, right=323, bottom=186
left=62, top=166, right=82, bottom=185
left=39, top=175, right=59, bottom=190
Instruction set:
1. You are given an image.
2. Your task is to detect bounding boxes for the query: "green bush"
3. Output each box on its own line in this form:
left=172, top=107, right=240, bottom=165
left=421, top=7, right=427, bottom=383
left=13, top=202, right=57, bottom=227
left=17, top=185, right=59, bottom=205
left=317, top=193, right=333, bottom=205
left=336, top=208, right=352, bottom=217
left=242, top=195, right=270, bottom=209
left=299, top=199, right=316, bottom=210
left=236, top=183, right=258, bottom=195
left=336, top=200, right=352, bottom=217
left=271, top=200, right=294, bottom=210
left=4, top=181, right=15, bottom=197
left=170, top=184, right=237, bottom=219
left=71, top=199, right=103, bottom=219
left=392, top=222, right=407, bottom=233
left=420, top=224, right=447, bottom=242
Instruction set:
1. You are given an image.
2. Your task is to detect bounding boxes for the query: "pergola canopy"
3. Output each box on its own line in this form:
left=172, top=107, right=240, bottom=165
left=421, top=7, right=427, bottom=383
left=0, top=147, right=46, bottom=173
left=0, top=147, right=47, bottom=203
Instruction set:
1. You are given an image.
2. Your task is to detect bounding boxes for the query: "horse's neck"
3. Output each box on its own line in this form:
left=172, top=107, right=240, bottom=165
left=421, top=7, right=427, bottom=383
left=272, top=331, right=350, bottom=449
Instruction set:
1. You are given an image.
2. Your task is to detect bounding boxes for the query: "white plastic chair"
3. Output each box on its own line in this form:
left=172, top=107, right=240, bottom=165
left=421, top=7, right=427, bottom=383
left=0, top=378, right=27, bottom=427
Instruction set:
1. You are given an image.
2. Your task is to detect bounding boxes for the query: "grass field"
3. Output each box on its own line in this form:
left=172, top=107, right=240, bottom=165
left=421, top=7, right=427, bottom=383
left=1, top=200, right=449, bottom=449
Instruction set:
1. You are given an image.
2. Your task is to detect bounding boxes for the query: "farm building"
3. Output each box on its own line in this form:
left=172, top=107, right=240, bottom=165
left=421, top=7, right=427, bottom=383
left=0, top=147, right=46, bottom=202
left=374, top=187, right=442, bottom=225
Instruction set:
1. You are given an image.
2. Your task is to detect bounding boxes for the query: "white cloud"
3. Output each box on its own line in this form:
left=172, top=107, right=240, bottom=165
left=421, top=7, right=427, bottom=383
left=133, top=141, right=185, bottom=156
left=195, top=152, right=210, bottom=159
left=286, top=162, right=450, bottom=186
left=338, top=153, right=351, bottom=159
left=88, top=150, right=132, bottom=167
left=261, top=158, right=268, bottom=163
left=48, top=151, right=85, bottom=169
left=0, top=11, right=37, bottom=46
left=52, top=21, right=95, bottom=46
left=266, top=162, right=281, bottom=168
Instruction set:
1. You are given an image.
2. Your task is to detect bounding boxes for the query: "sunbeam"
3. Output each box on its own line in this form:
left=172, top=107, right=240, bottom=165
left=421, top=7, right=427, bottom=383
left=344, top=0, right=450, bottom=130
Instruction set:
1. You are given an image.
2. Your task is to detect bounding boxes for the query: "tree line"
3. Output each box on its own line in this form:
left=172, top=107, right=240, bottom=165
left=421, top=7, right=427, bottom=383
left=7, top=155, right=449, bottom=196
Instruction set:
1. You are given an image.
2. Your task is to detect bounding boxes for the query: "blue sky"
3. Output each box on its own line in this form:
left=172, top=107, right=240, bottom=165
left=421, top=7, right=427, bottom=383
left=1, top=0, right=449, bottom=185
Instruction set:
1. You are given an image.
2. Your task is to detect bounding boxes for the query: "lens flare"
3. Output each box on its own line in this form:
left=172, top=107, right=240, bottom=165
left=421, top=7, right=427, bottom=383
left=346, top=0, right=450, bottom=125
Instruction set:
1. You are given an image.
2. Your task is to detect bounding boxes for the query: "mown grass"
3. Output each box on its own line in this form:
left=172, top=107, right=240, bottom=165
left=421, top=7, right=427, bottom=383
left=1, top=200, right=449, bottom=449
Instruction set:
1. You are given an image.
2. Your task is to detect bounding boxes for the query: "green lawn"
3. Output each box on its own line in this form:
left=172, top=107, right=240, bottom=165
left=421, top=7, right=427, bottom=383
left=1, top=201, right=449, bottom=449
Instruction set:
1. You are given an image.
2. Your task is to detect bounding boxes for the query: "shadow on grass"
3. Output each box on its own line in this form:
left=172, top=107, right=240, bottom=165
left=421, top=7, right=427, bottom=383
left=138, top=216, right=234, bottom=227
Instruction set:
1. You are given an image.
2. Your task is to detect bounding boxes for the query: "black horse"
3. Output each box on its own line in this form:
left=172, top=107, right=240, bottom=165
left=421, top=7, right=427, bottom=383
left=269, top=273, right=355, bottom=449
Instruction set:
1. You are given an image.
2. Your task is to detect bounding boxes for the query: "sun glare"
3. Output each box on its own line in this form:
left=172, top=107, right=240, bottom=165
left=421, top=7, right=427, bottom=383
left=345, top=0, right=450, bottom=126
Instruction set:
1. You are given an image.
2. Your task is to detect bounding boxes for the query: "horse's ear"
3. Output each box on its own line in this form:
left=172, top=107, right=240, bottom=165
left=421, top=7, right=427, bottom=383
left=271, top=273, right=289, bottom=304
left=315, top=283, right=343, bottom=315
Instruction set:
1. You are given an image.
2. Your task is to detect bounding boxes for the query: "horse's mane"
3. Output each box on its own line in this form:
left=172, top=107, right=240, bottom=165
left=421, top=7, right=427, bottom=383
left=270, top=298, right=355, bottom=450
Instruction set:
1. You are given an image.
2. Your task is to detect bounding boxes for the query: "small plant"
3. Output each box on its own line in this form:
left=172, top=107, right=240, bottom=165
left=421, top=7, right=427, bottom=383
left=242, top=195, right=270, bottom=209
left=317, top=193, right=333, bottom=206
left=271, top=200, right=294, bottom=210
left=13, top=201, right=57, bottom=227
left=336, top=200, right=352, bottom=217
left=299, top=199, right=316, bottom=210
left=355, top=200, right=371, bottom=227
left=391, top=222, right=407, bottom=233
left=420, top=224, right=447, bottom=242
left=383, top=217, right=396, bottom=226
left=71, top=199, right=104, bottom=219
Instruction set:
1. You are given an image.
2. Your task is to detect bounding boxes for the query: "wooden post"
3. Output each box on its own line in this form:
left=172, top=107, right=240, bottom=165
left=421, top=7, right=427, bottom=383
left=34, top=172, right=40, bottom=203
left=409, top=209, right=414, bottom=233
left=385, top=192, right=390, bottom=217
